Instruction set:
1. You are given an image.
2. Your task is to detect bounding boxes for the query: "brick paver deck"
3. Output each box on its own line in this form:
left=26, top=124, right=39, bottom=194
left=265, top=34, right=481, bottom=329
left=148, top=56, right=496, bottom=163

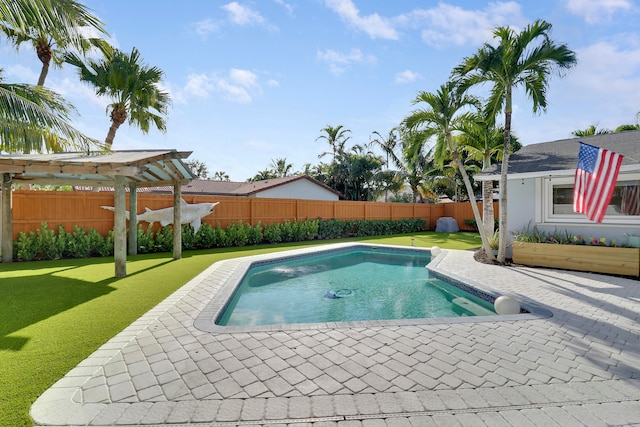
left=31, top=243, right=640, bottom=426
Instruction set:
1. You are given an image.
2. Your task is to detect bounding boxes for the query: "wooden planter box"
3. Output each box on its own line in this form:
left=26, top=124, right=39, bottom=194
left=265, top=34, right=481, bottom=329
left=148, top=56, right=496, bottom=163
left=512, top=242, right=640, bottom=277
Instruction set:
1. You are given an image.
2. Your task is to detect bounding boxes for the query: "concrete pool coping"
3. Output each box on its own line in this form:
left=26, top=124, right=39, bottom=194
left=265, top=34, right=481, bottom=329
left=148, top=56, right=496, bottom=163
left=194, top=243, right=552, bottom=333
left=31, top=244, right=640, bottom=426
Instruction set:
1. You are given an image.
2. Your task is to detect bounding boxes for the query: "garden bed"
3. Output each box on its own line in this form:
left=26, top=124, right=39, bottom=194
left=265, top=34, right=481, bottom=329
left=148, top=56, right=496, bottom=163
left=512, top=242, right=640, bottom=277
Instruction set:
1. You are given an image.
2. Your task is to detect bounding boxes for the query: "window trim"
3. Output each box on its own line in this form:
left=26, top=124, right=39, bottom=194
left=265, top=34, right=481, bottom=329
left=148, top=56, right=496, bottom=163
left=541, top=173, right=640, bottom=225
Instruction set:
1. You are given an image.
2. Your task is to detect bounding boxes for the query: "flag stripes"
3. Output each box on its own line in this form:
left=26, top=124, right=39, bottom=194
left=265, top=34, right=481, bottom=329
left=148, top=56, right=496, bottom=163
left=573, top=142, right=624, bottom=223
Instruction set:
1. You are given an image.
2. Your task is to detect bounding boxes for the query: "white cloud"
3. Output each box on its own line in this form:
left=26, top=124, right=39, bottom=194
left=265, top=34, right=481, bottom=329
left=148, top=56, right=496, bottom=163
left=266, top=79, right=280, bottom=87
left=399, top=1, right=527, bottom=48
left=564, top=0, right=633, bottom=24
left=4, top=64, right=39, bottom=82
left=229, top=68, right=258, bottom=88
left=177, top=69, right=263, bottom=104
left=324, top=0, right=399, bottom=40
left=193, top=18, right=219, bottom=38
left=395, top=70, right=420, bottom=84
left=316, top=48, right=377, bottom=75
left=222, top=2, right=266, bottom=26
left=273, top=0, right=293, bottom=15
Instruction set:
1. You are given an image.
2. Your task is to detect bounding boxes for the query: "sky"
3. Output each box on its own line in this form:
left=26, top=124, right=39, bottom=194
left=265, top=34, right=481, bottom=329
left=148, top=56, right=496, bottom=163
left=2, top=0, right=640, bottom=181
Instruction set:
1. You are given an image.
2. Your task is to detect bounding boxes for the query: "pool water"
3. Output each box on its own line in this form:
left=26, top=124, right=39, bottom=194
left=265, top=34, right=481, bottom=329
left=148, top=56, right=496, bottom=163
left=216, top=248, right=497, bottom=327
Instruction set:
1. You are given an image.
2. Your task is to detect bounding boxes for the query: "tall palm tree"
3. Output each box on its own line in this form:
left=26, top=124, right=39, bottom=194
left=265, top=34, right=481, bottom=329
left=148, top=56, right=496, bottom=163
left=370, top=129, right=399, bottom=201
left=0, top=0, right=111, bottom=86
left=452, top=19, right=577, bottom=262
left=65, top=47, right=171, bottom=148
left=403, top=81, right=496, bottom=255
left=316, top=125, right=351, bottom=163
left=0, top=70, right=99, bottom=152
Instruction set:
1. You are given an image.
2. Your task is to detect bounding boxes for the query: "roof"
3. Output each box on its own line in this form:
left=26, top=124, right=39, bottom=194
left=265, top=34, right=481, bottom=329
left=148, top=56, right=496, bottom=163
left=170, top=175, right=344, bottom=198
left=73, top=174, right=345, bottom=198
left=0, top=150, right=195, bottom=187
left=477, top=130, right=640, bottom=180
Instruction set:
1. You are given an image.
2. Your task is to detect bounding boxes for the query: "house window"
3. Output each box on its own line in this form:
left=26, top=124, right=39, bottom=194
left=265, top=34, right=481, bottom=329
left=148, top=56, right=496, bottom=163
left=543, top=174, right=640, bottom=224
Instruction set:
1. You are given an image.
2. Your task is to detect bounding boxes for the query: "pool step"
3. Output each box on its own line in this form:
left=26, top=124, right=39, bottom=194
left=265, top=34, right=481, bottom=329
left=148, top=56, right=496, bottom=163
left=452, top=297, right=495, bottom=316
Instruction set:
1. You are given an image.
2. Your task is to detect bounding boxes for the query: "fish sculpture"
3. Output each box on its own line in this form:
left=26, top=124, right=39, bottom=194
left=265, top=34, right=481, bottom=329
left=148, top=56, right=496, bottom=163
left=101, top=199, right=219, bottom=233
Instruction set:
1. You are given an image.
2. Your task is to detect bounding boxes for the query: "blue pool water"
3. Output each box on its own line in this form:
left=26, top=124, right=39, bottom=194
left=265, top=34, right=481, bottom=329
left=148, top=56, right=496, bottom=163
left=216, top=247, right=498, bottom=327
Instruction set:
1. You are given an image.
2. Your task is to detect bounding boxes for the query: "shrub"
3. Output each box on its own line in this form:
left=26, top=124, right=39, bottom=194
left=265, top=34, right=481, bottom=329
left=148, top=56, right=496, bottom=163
left=154, top=226, right=174, bottom=252
left=195, top=223, right=217, bottom=249
left=137, top=225, right=155, bottom=253
left=247, top=222, right=263, bottom=245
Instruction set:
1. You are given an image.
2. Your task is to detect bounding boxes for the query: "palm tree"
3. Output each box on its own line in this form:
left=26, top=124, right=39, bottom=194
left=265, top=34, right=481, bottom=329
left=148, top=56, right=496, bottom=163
left=452, top=19, right=577, bottom=262
left=403, top=81, right=497, bottom=255
left=457, top=112, right=505, bottom=235
left=370, top=129, right=399, bottom=201
left=65, top=47, right=171, bottom=148
left=614, top=123, right=640, bottom=132
left=270, top=158, right=293, bottom=177
left=0, top=0, right=111, bottom=86
left=316, top=125, right=351, bottom=162
left=571, top=124, right=612, bottom=137
left=0, top=70, right=99, bottom=152
left=212, top=171, right=230, bottom=181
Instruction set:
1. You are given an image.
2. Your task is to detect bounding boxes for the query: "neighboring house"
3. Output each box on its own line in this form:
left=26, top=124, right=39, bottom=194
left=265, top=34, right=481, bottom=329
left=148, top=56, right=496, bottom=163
left=173, top=175, right=343, bottom=201
left=76, top=175, right=343, bottom=201
left=476, top=130, right=640, bottom=245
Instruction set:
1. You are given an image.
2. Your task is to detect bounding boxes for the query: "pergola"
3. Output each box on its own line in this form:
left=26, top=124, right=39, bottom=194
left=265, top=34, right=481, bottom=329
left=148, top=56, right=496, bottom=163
left=0, top=150, right=194, bottom=276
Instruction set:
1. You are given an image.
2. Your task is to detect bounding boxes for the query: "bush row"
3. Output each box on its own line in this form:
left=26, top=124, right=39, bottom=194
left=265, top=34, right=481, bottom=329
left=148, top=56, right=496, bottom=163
left=13, top=218, right=428, bottom=261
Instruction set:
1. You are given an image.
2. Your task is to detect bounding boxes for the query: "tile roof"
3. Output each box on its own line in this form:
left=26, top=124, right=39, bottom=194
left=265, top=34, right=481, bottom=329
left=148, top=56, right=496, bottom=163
left=76, top=174, right=344, bottom=198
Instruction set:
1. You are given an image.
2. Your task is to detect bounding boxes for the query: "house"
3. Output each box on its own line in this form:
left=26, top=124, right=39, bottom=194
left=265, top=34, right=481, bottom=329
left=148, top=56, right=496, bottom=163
left=75, top=175, right=343, bottom=201
left=475, top=130, right=640, bottom=246
left=171, top=175, right=343, bottom=201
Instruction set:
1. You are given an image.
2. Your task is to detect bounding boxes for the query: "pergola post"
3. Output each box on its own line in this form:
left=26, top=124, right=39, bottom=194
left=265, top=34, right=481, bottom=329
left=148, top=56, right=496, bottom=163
left=128, top=182, right=137, bottom=256
left=173, top=182, right=182, bottom=260
left=114, top=176, right=127, bottom=277
left=1, top=173, right=12, bottom=263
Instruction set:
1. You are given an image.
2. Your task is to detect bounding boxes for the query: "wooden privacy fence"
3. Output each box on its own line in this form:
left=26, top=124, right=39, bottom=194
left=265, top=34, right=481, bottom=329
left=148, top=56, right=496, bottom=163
left=8, top=190, right=497, bottom=240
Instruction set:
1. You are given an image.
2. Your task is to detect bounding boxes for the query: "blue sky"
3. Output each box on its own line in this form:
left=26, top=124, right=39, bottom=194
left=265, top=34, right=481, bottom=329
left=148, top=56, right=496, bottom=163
left=3, top=0, right=640, bottom=181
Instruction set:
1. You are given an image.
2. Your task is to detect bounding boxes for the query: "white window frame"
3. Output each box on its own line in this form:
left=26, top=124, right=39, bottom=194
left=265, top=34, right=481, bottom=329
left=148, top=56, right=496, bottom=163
left=541, top=173, right=640, bottom=225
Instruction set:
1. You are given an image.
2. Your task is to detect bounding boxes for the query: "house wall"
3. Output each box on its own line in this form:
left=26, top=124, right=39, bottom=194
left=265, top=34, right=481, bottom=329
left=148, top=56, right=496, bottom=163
left=507, top=177, right=638, bottom=246
left=253, top=179, right=339, bottom=200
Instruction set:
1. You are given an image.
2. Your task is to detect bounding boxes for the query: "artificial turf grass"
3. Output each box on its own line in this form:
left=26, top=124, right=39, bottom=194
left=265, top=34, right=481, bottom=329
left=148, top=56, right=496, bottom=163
left=0, top=232, right=480, bottom=427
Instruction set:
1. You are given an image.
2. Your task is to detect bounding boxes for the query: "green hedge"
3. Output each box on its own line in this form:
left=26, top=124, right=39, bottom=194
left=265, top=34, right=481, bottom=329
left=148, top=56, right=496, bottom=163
left=13, top=217, right=428, bottom=261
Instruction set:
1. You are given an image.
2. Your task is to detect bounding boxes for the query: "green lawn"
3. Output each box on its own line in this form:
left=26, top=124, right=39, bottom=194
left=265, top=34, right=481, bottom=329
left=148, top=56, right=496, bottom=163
left=0, top=232, right=480, bottom=426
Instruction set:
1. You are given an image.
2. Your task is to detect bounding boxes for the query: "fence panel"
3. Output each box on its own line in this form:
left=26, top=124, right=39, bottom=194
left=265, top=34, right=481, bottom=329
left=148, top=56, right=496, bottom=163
left=9, top=190, right=497, bottom=239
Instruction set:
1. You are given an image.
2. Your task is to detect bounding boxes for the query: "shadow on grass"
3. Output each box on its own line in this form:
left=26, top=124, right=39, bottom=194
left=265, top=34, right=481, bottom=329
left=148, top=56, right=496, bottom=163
left=0, top=256, right=173, bottom=351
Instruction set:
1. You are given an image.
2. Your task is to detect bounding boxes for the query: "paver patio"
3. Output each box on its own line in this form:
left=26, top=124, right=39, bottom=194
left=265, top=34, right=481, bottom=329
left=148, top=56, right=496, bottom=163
left=31, top=244, right=640, bottom=426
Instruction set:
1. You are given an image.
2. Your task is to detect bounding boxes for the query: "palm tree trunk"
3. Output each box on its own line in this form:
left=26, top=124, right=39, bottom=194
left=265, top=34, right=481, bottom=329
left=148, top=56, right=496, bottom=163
left=448, top=137, right=494, bottom=259
left=481, top=154, right=495, bottom=235
left=497, top=88, right=512, bottom=263
left=482, top=180, right=494, bottom=234
left=37, top=64, right=50, bottom=87
left=105, top=122, right=120, bottom=148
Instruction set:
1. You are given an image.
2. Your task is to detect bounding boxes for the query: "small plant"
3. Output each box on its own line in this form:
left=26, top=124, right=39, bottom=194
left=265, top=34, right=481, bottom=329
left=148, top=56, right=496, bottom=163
left=487, top=231, right=500, bottom=250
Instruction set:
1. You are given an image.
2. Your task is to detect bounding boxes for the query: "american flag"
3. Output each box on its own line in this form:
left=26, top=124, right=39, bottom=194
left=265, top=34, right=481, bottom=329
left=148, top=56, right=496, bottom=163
left=622, top=185, right=640, bottom=215
left=573, top=142, right=624, bottom=223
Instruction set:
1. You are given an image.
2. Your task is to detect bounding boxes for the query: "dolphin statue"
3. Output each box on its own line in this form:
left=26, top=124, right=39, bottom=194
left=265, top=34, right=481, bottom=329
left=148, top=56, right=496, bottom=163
left=102, top=199, right=219, bottom=233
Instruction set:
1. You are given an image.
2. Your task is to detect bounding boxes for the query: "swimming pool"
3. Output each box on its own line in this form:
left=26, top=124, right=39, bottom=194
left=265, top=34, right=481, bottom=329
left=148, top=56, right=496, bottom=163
left=194, top=243, right=549, bottom=332
left=216, top=247, right=497, bottom=326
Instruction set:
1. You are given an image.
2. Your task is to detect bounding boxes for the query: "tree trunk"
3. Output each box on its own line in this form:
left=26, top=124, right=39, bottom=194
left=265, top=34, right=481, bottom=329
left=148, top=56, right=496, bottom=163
left=481, top=154, right=495, bottom=235
left=105, top=123, right=120, bottom=149
left=106, top=105, right=127, bottom=148
left=449, top=139, right=494, bottom=259
left=36, top=41, right=52, bottom=87
left=497, top=87, right=512, bottom=263
left=482, top=180, right=494, bottom=235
